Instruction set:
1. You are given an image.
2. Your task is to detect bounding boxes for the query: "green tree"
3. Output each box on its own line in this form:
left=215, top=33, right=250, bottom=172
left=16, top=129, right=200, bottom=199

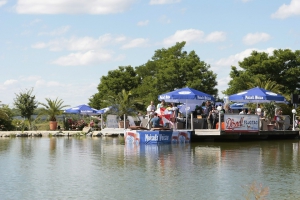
left=39, top=98, right=69, bottom=121
left=89, top=42, right=218, bottom=111
left=89, top=66, right=139, bottom=109
left=104, top=89, right=142, bottom=120
left=0, top=103, right=14, bottom=131
left=247, top=78, right=284, bottom=94
left=224, top=49, right=300, bottom=96
left=135, top=41, right=218, bottom=106
left=13, top=88, right=38, bottom=129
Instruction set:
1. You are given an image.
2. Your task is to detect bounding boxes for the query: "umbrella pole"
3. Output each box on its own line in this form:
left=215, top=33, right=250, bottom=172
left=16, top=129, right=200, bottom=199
left=124, top=114, right=126, bottom=130
left=191, top=113, right=193, bottom=130
left=101, top=114, right=103, bottom=130
left=185, top=99, right=188, bottom=129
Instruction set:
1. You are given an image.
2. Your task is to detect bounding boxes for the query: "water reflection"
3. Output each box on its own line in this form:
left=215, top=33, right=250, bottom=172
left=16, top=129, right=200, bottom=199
left=0, top=137, right=300, bottom=199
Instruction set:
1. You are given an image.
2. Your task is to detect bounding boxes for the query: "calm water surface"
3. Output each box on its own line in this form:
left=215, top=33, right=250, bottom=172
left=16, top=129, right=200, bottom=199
left=0, top=137, right=300, bottom=200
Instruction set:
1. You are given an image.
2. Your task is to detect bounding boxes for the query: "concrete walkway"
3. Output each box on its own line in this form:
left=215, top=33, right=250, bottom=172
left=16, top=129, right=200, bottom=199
left=0, top=130, right=103, bottom=137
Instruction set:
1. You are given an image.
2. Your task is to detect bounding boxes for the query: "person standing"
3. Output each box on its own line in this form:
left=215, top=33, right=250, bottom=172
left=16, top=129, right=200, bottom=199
left=89, top=119, right=94, bottom=131
left=146, top=101, right=156, bottom=116
left=211, top=106, right=218, bottom=129
left=204, top=101, right=212, bottom=129
left=157, top=100, right=165, bottom=110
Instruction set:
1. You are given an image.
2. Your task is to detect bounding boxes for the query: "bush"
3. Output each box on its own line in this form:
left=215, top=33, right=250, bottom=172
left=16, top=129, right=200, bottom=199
left=66, top=118, right=88, bottom=130
left=0, top=105, right=15, bottom=131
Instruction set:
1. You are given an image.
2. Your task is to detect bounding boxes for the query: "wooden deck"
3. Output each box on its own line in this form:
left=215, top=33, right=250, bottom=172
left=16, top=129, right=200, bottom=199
left=193, top=128, right=300, bottom=141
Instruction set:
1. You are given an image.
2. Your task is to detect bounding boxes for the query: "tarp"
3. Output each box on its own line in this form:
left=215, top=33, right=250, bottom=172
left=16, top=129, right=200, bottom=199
left=228, top=87, right=286, bottom=103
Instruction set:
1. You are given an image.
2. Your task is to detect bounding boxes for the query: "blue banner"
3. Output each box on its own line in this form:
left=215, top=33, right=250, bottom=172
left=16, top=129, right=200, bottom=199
left=124, top=130, right=191, bottom=144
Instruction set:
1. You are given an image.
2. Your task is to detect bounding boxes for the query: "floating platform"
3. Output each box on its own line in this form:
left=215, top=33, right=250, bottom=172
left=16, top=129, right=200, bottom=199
left=192, top=129, right=299, bottom=141
left=124, top=130, right=192, bottom=144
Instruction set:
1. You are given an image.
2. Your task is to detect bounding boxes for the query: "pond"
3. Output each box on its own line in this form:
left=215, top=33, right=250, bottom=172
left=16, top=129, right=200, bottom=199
left=0, top=137, right=299, bottom=199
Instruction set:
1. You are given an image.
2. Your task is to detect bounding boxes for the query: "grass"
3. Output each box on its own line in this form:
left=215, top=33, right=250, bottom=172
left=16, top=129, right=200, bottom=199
left=11, top=119, right=66, bottom=131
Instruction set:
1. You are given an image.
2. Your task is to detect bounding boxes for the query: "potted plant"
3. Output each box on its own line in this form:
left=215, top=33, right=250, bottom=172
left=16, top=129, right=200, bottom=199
left=104, top=89, right=141, bottom=128
left=39, top=98, right=69, bottom=130
left=263, top=102, right=276, bottom=130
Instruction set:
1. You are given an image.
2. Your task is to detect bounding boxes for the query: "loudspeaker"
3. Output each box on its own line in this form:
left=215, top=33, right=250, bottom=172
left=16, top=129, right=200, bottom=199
left=291, top=94, right=299, bottom=104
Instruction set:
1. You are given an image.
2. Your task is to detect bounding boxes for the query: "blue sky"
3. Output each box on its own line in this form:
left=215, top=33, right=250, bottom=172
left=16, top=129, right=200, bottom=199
left=0, top=0, right=299, bottom=108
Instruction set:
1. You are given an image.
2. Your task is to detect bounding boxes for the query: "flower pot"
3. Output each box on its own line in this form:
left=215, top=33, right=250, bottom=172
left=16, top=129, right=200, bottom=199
left=118, top=120, right=129, bottom=128
left=49, top=121, right=58, bottom=131
left=267, top=124, right=274, bottom=131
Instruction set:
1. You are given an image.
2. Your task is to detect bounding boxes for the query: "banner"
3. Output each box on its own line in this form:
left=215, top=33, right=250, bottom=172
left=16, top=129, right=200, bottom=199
left=124, top=130, right=191, bottom=144
left=224, top=114, right=259, bottom=132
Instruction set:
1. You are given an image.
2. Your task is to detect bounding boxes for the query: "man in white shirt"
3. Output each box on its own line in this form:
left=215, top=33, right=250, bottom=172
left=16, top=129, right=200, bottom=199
left=147, top=101, right=156, bottom=116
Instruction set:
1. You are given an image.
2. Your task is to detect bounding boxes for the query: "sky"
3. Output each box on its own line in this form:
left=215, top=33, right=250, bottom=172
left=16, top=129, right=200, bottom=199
left=0, top=0, right=300, bottom=108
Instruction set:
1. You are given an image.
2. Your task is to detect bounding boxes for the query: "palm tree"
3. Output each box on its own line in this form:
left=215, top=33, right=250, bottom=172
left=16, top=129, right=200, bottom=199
left=263, top=101, right=277, bottom=124
left=105, top=89, right=142, bottom=121
left=39, top=98, right=69, bottom=130
left=247, top=78, right=285, bottom=97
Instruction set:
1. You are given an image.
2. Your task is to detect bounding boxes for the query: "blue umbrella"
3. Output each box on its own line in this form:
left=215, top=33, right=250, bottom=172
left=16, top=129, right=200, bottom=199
left=158, top=87, right=215, bottom=103
left=228, top=87, right=286, bottom=103
left=64, top=104, right=99, bottom=115
left=230, top=103, right=248, bottom=110
left=97, top=106, right=111, bottom=114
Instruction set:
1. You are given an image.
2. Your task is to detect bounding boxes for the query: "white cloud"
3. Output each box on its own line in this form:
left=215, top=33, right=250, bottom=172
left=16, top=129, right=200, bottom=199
left=159, top=15, right=171, bottom=24
left=205, top=31, right=226, bottom=43
left=35, top=80, right=46, bottom=88
left=47, top=81, right=63, bottom=87
left=137, top=20, right=149, bottom=26
left=212, top=48, right=275, bottom=96
left=163, top=29, right=226, bottom=46
left=15, top=0, right=135, bottom=14
left=38, top=26, right=70, bottom=36
left=121, top=38, right=149, bottom=49
left=31, top=42, right=47, bottom=49
left=4, top=79, right=18, bottom=86
left=271, top=0, right=300, bottom=19
left=0, top=0, right=7, bottom=7
left=213, top=48, right=275, bottom=67
left=32, top=34, right=124, bottom=51
left=243, top=32, right=271, bottom=45
left=31, top=34, right=141, bottom=66
left=214, top=49, right=255, bottom=68
left=217, top=75, right=232, bottom=95
left=52, top=50, right=113, bottom=66
left=241, top=0, right=252, bottom=2
left=21, top=76, right=42, bottom=81
left=115, top=54, right=126, bottom=61
left=149, top=0, right=180, bottom=5
left=115, top=36, right=127, bottom=42
left=163, top=29, right=204, bottom=46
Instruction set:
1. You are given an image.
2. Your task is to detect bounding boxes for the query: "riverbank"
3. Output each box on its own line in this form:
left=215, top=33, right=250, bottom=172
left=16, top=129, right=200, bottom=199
left=0, top=130, right=103, bottom=137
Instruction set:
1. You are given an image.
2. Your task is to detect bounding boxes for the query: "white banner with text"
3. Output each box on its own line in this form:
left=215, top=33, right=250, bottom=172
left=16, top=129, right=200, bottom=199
left=224, top=114, right=259, bottom=132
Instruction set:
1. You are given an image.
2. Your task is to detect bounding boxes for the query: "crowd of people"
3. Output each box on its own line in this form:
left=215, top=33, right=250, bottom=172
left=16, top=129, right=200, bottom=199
left=143, top=99, right=296, bottom=131
left=146, top=99, right=224, bottom=129
left=148, top=100, right=179, bottom=128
